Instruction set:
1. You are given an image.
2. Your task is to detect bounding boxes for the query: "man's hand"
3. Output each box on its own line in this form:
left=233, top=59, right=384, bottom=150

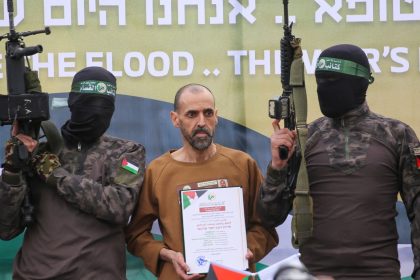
left=271, top=119, right=297, bottom=170
left=2, top=122, right=38, bottom=173
left=11, top=121, right=38, bottom=153
left=246, top=248, right=254, bottom=262
left=159, top=248, right=205, bottom=280
left=31, top=152, right=61, bottom=183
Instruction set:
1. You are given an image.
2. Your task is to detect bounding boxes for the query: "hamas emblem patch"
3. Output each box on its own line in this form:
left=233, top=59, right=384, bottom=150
left=71, top=80, right=116, bottom=97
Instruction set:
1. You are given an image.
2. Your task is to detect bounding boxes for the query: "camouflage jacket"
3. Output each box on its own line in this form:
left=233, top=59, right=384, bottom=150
left=0, top=134, right=145, bottom=279
left=258, top=102, right=420, bottom=278
left=0, top=134, right=145, bottom=240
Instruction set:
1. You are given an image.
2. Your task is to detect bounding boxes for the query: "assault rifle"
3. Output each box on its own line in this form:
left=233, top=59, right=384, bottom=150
left=0, top=0, right=52, bottom=225
left=267, top=1, right=312, bottom=248
left=268, top=0, right=296, bottom=149
left=267, top=0, right=302, bottom=225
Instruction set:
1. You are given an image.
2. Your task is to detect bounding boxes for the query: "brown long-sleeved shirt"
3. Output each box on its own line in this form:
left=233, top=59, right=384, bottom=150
left=125, top=144, right=278, bottom=280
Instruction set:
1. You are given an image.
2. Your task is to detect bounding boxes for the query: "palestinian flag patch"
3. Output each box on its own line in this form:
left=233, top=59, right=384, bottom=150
left=121, top=158, right=139, bottom=174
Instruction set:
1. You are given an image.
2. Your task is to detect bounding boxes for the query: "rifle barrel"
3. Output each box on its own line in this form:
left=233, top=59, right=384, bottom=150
left=7, top=0, right=15, bottom=33
left=283, top=0, right=289, bottom=27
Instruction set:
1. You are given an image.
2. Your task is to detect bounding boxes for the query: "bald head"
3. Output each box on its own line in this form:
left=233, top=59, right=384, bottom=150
left=174, top=84, right=215, bottom=112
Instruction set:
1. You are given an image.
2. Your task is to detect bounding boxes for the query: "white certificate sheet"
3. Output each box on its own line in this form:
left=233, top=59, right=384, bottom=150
left=180, top=186, right=248, bottom=274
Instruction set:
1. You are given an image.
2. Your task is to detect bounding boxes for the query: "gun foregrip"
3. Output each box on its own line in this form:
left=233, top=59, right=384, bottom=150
left=279, top=145, right=289, bottom=160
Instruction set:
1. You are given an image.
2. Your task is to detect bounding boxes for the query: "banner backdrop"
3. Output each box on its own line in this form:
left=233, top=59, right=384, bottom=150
left=0, top=0, right=419, bottom=279
left=0, top=0, right=419, bottom=136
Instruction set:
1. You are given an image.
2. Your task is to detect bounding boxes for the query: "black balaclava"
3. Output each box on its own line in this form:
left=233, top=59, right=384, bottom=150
left=315, top=44, right=374, bottom=118
left=61, top=67, right=116, bottom=145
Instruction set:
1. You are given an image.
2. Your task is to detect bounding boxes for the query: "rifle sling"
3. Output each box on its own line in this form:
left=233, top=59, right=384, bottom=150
left=289, top=57, right=313, bottom=249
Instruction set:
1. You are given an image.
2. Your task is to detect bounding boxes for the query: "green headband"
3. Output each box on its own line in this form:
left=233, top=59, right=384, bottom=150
left=71, top=80, right=116, bottom=97
left=316, top=57, right=374, bottom=84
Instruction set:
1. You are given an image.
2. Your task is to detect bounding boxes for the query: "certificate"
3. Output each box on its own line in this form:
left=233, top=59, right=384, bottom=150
left=180, top=186, right=248, bottom=274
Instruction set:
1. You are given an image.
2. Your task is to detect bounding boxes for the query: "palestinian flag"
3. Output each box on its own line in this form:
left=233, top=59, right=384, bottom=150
left=121, top=159, right=139, bottom=174
left=182, top=191, right=197, bottom=209
left=182, top=190, right=206, bottom=209
left=205, top=263, right=258, bottom=280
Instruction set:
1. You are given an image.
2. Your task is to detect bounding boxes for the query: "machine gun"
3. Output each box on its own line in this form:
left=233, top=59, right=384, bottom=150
left=267, top=0, right=312, bottom=248
left=0, top=0, right=52, bottom=225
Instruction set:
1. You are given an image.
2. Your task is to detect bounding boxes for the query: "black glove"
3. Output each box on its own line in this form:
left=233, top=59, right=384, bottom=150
left=1, top=138, right=26, bottom=185
left=1, top=138, right=25, bottom=173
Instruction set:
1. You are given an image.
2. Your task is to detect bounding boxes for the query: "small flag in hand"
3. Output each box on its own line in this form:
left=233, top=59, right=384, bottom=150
left=206, top=263, right=255, bottom=280
left=121, top=158, right=139, bottom=174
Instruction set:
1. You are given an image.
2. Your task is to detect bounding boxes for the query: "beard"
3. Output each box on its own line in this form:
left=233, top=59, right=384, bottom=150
left=181, top=126, right=214, bottom=151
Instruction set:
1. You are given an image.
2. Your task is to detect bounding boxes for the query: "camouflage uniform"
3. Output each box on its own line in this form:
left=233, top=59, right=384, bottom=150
left=0, top=135, right=145, bottom=280
left=258, top=102, right=420, bottom=279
